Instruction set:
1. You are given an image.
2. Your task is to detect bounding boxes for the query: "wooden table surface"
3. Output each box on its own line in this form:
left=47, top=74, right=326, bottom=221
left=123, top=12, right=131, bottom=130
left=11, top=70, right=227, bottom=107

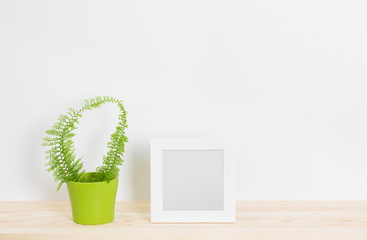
left=0, top=201, right=366, bottom=240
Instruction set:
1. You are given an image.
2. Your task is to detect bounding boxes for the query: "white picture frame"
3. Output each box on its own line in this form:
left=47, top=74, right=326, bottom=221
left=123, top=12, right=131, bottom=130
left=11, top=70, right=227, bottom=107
left=150, top=138, right=235, bottom=223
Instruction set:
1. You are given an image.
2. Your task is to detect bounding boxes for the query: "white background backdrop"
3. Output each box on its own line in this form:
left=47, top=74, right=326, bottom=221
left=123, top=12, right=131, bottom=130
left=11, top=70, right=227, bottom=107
left=1, top=0, right=367, bottom=201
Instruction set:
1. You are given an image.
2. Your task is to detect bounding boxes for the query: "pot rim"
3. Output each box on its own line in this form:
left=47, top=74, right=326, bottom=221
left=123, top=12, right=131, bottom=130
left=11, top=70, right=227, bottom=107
left=67, top=172, right=118, bottom=184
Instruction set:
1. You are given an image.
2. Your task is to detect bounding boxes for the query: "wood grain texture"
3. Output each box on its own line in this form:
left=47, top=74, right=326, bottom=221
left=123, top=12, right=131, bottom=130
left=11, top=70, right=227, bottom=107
left=0, top=201, right=366, bottom=240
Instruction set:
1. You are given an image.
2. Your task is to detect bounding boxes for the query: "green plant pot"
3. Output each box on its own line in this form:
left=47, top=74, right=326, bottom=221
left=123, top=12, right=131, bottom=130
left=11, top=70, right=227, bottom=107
left=67, top=172, right=118, bottom=225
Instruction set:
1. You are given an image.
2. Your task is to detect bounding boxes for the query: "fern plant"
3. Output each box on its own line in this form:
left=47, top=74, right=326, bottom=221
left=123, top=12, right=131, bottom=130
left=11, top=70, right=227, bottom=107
left=42, top=96, right=128, bottom=190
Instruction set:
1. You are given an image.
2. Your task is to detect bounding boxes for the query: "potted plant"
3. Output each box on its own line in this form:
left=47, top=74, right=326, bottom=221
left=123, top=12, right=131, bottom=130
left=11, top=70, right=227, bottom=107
left=42, top=96, right=128, bottom=225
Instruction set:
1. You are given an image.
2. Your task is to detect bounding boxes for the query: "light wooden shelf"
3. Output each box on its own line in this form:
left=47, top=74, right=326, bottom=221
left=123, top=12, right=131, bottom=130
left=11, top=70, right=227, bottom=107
left=0, top=201, right=366, bottom=240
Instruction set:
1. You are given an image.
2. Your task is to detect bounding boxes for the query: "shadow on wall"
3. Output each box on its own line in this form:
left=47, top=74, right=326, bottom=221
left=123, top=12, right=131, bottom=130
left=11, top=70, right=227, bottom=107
left=128, top=143, right=150, bottom=200
left=24, top=121, right=68, bottom=200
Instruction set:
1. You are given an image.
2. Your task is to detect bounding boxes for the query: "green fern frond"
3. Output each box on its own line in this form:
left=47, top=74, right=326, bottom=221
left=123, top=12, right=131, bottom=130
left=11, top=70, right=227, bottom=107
left=42, top=96, right=128, bottom=190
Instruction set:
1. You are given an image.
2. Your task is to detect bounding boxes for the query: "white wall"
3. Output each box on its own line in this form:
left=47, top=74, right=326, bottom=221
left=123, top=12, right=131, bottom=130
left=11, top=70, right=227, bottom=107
left=1, top=0, right=367, bottom=201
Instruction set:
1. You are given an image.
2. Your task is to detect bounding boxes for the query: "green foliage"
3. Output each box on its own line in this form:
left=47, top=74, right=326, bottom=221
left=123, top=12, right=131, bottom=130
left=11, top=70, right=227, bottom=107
left=42, top=96, right=128, bottom=190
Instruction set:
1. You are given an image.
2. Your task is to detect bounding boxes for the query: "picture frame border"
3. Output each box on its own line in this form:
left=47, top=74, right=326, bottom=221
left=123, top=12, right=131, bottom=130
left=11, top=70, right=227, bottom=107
left=150, top=138, right=236, bottom=223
